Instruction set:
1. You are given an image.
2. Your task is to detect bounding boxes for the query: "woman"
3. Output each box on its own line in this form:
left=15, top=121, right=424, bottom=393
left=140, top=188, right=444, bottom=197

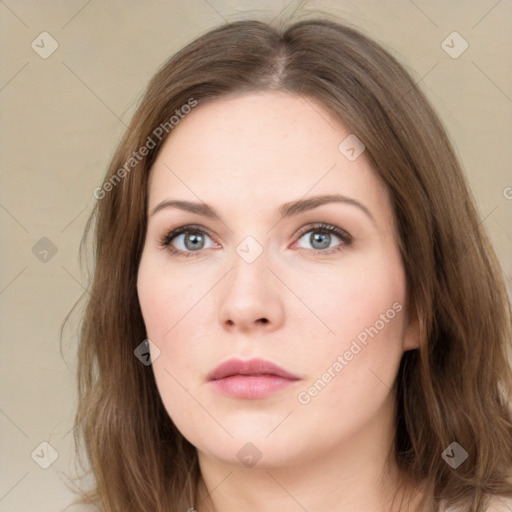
left=66, top=16, right=512, bottom=512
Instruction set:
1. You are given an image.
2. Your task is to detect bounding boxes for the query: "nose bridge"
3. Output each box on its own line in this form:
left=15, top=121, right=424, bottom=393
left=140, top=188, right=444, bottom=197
left=218, top=233, right=282, bottom=330
left=226, top=212, right=270, bottom=281
left=227, top=235, right=269, bottom=299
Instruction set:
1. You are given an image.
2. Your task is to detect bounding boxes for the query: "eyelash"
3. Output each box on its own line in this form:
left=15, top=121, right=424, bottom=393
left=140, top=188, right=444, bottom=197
left=158, top=223, right=353, bottom=258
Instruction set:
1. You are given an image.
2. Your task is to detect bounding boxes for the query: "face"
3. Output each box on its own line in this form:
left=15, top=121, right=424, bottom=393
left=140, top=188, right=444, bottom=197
left=137, top=91, right=419, bottom=470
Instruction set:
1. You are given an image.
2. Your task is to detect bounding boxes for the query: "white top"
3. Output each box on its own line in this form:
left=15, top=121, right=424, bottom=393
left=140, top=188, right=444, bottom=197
left=64, top=497, right=512, bottom=512
left=445, top=496, right=512, bottom=511
left=63, top=495, right=512, bottom=511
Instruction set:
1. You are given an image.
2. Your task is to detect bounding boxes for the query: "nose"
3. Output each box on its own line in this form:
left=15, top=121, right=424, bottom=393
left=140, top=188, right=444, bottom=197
left=218, top=246, right=284, bottom=333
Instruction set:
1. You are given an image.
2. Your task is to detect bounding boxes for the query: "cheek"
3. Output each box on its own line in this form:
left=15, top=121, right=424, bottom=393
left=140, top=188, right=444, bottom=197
left=315, top=246, right=407, bottom=344
left=299, top=257, right=407, bottom=414
left=137, top=252, right=206, bottom=342
left=137, top=274, right=194, bottom=437
left=136, top=254, right=213, bottom=411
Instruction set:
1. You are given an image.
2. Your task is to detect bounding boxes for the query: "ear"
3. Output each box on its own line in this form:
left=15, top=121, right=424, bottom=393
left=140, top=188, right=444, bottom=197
left=403, top=300, right=421, bottom=352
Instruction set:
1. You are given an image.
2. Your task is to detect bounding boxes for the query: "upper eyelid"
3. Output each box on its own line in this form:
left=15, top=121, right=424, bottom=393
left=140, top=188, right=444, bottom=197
left=296, top=223, right=350, bottom=237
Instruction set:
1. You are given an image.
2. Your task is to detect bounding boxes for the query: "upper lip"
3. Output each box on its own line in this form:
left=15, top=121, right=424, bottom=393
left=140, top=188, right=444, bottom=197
left=207, top=358, right=300, bottom=381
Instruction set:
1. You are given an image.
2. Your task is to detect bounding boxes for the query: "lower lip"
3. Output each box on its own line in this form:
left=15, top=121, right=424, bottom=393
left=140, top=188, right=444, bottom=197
left=209, top=375, right=299, bottom=399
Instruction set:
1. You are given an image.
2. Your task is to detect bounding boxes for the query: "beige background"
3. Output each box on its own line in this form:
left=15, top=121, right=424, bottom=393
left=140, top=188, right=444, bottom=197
left=1, top=1, right=511, bottom=510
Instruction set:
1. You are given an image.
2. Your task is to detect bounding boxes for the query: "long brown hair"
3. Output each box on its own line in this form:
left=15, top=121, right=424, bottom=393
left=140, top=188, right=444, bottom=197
left=63, top=14, right=512, bottom=512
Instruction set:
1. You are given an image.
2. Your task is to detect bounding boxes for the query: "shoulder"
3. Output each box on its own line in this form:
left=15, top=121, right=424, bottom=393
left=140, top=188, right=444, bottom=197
left=444, top=496, right=512, bottom=512
left=483, top=496, right=512, bottom=511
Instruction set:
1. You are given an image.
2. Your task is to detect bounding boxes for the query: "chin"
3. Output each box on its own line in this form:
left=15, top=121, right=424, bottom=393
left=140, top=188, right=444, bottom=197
left=198, top=438, right=304, bottom=470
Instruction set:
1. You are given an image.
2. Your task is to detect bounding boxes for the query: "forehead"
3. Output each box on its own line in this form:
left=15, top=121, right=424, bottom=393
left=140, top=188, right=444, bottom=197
left=147, top=92, right=390, bottom=219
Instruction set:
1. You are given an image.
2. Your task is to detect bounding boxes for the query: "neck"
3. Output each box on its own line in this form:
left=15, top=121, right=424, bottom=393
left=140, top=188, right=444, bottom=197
left=193, top=395, right=421, bottom=512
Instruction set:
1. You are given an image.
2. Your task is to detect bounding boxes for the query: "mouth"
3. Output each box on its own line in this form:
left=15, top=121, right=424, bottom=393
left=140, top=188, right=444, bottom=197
left=207, top=357, right=301, bottom=400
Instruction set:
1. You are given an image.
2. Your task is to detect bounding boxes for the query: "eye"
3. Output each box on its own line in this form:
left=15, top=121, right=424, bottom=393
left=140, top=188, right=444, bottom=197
left=159, top=225, right=216, bottom=258
left=159, top=222, right=352, bottom=258
left=294, top=223, right=352, bottom=255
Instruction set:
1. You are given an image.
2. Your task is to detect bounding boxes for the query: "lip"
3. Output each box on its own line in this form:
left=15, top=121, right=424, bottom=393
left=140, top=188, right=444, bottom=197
left=207, top=357, right=301, bottom=399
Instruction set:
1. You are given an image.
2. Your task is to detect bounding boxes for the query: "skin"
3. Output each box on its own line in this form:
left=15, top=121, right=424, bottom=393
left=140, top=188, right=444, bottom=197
left=137, top=91, right=421, bottom=512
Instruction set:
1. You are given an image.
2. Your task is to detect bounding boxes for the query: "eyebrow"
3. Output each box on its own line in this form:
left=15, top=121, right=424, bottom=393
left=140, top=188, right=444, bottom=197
left=149, top=194, right=375, bottom=224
